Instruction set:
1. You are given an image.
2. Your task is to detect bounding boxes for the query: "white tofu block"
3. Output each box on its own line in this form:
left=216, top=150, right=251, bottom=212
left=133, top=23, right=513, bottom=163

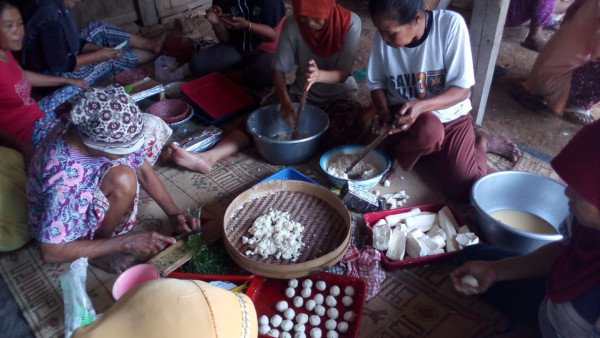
left=406, top=236, right=429, bottom=258
left=428, top=224, right=447, bottom=241
left=386, top=227, right=406, bottom=261
left=427, top=233, right=446, bottom=249
left=384, top=208, right=421, bottom=226
left=372, top=221, right=391, bottom=251
left=456, top=232, right=479, bottom=249
left=458, top=225, right=471, bottom=234
left=438, top=206, right=459, bottom=252
left=405, top=213, right=437, bottom=232
left=407, top=229, right=425, bottom=238
left=421, top=236, right=442, bottom=253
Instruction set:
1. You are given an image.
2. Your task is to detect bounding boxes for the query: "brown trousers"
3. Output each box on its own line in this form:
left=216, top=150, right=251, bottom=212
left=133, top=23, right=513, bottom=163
left=390, top=111, right=492, bottom=201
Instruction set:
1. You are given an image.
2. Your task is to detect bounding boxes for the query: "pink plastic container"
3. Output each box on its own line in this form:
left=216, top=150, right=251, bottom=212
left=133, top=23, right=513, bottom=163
left=112, top=264, right=160, bottom=300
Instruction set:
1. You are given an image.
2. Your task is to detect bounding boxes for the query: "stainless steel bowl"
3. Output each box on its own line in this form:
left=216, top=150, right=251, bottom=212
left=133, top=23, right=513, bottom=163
left=247, top=103, right=329, bottom=165
left=471, top=170, right=567, bottom=252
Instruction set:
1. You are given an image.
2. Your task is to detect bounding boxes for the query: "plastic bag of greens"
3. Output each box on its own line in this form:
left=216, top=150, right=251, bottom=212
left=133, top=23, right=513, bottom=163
left=59, top=257, right=97, bottom=338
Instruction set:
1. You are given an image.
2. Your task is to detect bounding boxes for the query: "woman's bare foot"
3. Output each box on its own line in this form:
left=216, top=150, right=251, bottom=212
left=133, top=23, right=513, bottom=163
left=475, top=127, right=522, bottom=162
left=151, top=31, right=168, bottom=54
left=564, top=110, right=595, bottom=126
left=167, top=143, right=213, bottom=174
left=520, top=36, right=546, bottom=52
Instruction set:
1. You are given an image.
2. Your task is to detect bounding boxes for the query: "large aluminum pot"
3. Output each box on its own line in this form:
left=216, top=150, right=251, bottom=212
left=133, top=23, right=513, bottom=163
left=471, top=171, right=567, bottom=253
left=247, top=103, right=329, bottom=165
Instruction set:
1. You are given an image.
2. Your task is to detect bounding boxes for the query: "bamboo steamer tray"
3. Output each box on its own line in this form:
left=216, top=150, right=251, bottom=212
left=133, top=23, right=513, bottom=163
left=223, top=180, right=351, bottom=279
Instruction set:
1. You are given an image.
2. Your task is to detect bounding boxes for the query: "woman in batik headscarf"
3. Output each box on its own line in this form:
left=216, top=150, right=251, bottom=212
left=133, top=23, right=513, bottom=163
left=27, top=86, right=200, bottom=273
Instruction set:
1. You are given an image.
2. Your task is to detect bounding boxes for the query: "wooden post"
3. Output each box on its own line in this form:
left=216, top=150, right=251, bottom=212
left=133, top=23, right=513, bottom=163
left=469, top=0, right=509, bottom=125
left=137, top=0, right=159, bottom=26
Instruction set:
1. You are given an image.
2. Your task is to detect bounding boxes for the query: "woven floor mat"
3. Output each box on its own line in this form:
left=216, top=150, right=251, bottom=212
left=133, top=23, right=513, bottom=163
left=0, top=145, right=550, bottom=337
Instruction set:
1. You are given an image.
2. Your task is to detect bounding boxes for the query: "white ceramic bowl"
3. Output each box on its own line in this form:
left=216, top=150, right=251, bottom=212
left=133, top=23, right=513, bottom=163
left=320, top=145, right=391, bottom=189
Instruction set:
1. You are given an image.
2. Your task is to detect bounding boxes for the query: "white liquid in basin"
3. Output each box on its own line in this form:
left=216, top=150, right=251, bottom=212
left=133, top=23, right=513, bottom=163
left=490, top=209, right=558, bottom=235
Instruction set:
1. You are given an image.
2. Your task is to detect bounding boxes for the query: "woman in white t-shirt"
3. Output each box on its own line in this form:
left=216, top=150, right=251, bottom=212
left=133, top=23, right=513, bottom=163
left=366, top=0, right=521, bottom=201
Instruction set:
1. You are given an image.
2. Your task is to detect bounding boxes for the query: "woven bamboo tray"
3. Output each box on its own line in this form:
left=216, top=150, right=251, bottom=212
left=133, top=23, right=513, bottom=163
left=223, top=180, right=351, bottom=278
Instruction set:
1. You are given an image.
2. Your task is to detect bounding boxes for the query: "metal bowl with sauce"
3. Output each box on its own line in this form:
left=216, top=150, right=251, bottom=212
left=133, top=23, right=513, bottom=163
left=471, top=170, right=567, bottom=253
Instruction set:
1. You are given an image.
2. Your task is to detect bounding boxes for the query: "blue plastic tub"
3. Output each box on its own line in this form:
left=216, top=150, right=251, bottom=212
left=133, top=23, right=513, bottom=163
left=256, top=168, right=321, bottom=186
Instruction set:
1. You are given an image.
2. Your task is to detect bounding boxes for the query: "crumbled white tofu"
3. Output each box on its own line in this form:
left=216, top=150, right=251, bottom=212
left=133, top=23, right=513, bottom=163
left=383, top=179, right=391, bottom=187
left=325, top=154, right=378, bottom=180
left=242, top=210, right=305, bottom=261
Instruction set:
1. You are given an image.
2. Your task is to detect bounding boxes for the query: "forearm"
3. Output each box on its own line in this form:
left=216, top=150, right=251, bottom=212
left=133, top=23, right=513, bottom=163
left=23, top=70, right=71, bottom=87
left=212, top=23, right=230, bottom=42
left=39, top=237, right=125, bottom=263
left=492, top=241, right=563, bottom=281
left=75, top=52, right=100, bottom=69
left=247, top=22, right=277, bottom=42
left=370, top=89, right=389, bottom=113
left=415, top=86, right=470, bottom=112
left=316, top=69, right=350, bottom=84
left=273, top=71, right=292, bottom=104
left=136, top=162, right=180, bottom=216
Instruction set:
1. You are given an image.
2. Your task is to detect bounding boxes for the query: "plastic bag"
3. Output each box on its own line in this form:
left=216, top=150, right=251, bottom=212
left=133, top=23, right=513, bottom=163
left=154, top=56, right=185, bottom=83
left=59, top=257, right=97, bottom=338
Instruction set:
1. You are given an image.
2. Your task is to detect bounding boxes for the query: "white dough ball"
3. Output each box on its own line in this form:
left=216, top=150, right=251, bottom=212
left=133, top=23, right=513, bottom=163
left=271, top=314, right=283, bottom=327
left=341, top=295, right=353, bottom=307
left=327, top=307, right=339, bottom=320
left=337, top=322, right=349, bottom=333
left=259, top=315, right=269, bottom=325
left=285, top=287, right=296, bottom=298
left=460, top=274, right=480, bottom=288
left=314, top=305, right=326, bottom=317
left=296, top=313, right=309, bottom=324
left=324, top=319, right=337, bottom=330
left=281, top=332, right=292, bottom=338
left=276, top=301, right=289, bottom=312
left=313, top=293, right=324, bottom=305
left=301, top=287, right=312, bottom=298
left=310, top=327, right=322, bottom=338
left=309, top=315, right=321, bottom=326
left=293, top=296, right=304, bottom=308
left=305, top=299, right=316, bottom=311
left=259, top=324, right=271, bottom=334
left=289, top=278, right=299, bottom=288
left=315, top=280, right=326, bottom=291
left=284, top=308, right=295, bottom=320
left=294, top=323, right=306, bottom=332
left=329, top=285, right=340, bottom=297
left=281, top=319, right=294, bottom=332
left=302, top=279, right=313, bottom=289
left=294, top=333, right=307, bottom=338
left=325, top=295, right=337, bottom=307
left=344, top=285, right=355, bottom=296
left=343, top=311, right=357, bottom=322
left=326, top=331, right=339, bottom=338
left=268, top=329, right=280, bottom=337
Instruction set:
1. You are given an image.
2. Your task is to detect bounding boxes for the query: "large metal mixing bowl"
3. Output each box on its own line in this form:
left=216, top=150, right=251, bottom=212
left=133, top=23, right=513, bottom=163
left=471, top=171, right=567, bottom=253
left=247, top=103, right=329, bottom=165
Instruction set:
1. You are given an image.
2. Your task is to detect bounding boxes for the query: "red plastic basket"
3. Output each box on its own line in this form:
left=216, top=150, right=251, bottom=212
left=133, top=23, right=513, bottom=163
left=246, top=272, right=366, bottom=338
left=363, top=203, right=466, bottom=270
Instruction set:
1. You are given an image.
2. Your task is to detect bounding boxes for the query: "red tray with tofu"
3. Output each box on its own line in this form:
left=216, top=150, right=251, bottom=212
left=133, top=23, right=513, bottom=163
left=246, top=272, right=366, bottom=338
left=363, top=203, right=469, bottom=270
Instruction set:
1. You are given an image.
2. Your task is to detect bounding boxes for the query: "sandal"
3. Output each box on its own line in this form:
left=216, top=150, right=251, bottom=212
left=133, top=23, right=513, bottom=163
left=564, top=109, right=595, bottom=126
left=509, top=85, right=549, bottom=112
